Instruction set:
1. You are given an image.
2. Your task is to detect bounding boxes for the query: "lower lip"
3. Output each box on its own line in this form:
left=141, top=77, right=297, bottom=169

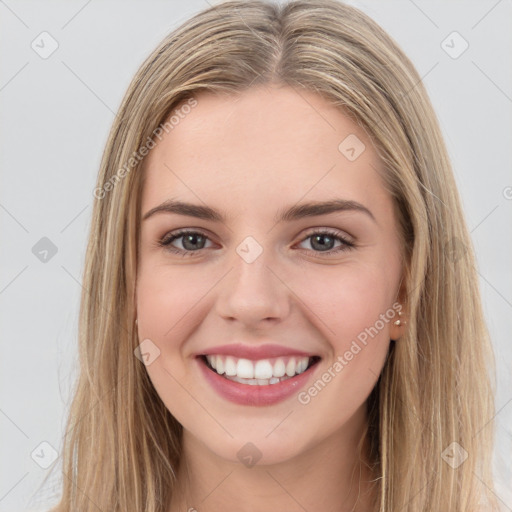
left=196, top=356, right=320, bottom=406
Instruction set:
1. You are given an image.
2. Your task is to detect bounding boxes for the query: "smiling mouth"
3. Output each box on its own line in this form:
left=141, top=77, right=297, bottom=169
left=199, top=354, right=322, bottom=386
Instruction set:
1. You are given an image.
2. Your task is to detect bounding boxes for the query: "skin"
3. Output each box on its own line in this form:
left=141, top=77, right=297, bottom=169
left=136, top=84, right=407, bottom=512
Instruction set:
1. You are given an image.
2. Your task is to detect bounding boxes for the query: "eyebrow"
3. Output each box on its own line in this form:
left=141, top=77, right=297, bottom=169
left=142, top=198, right=376, bottom=224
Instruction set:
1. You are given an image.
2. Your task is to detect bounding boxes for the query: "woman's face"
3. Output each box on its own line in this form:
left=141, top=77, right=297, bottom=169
left=136, top=84, right=405, bottom=465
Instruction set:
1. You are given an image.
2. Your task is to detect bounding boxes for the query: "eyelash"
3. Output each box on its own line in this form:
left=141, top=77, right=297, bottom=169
left=157, top=228, right=355, bottom=258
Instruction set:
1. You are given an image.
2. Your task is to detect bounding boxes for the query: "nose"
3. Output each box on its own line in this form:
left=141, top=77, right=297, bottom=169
left=214, top=243, right=291, bottom=327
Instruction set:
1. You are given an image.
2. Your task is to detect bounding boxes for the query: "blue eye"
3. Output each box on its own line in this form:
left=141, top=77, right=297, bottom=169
left=158, top=229, right=355, bottom=257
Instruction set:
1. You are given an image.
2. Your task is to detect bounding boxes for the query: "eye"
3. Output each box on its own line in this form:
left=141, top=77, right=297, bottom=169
left=157, top=229, right=213, bottom=257
left=296, top=229, right=355, bottom=255
left=157, top=228, right=355, bottom=257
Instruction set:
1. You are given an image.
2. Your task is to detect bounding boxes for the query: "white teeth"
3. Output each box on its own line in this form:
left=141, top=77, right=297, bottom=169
left=204, top=355, right=312, bottom=382
left=273, top=359, right=286, bottom=377
left=224, top=356, right=237, bottom=376
left=216, top=357, right=225, bottom=375
left=227, top=375, right=286, bottom=386
left=285, top=358, right=296, bottom=377
left=236, top=358, right=254, bottom=379
left=254, top=360, right=273, bottom=379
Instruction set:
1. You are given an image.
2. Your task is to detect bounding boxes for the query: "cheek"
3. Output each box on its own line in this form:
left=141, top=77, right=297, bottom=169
left=291, top=269, right=393, bottom=414
left=297, top=264, right=394, bottom=338
left=136, top=261, right=210, bottom=339
left=135, top=265, right=208, bottom=425
left=290, top=262, right=396, bottom=388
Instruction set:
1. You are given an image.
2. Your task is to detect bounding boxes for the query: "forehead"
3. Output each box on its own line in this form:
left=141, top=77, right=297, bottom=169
left=141, top=85, right=388, bottom=220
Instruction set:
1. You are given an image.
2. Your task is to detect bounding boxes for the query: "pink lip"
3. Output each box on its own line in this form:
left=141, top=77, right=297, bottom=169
left=195, top=354, right=321, bottom=407
left=198, top=343, right=317, bottom=360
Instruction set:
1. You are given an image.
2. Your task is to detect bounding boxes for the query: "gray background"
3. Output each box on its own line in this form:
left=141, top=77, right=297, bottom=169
left=1, top=0, right=511, bottom=510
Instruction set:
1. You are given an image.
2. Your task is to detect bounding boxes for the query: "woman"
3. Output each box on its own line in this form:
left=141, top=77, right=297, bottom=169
left=47, top=0, right=500, bottom=510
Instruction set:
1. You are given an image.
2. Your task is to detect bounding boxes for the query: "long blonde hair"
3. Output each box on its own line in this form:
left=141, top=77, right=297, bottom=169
left=45, top=1, right=499, bottom=510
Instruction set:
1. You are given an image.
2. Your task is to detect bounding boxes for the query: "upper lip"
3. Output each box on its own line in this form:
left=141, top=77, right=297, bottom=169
left=198, top=343, right=319, bottom=360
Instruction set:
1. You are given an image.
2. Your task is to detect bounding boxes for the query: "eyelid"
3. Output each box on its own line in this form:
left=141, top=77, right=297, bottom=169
left=159, top=226, right=354, bottom=243
left=300, top=226, right=354, bottom=243
left=157, top=225, right=356, bottom=258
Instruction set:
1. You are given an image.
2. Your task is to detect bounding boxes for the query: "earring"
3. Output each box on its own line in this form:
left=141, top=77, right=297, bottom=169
left=135, top=318, right=138, bottom=325
left=393, top=309, right=406, bottom=326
